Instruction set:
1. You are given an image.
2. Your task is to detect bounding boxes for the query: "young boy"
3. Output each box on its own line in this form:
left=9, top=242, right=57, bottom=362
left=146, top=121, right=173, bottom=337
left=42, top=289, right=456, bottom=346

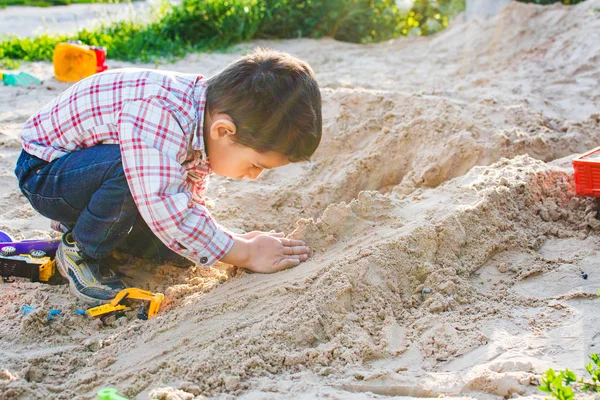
left=15, top=48, right=322, bottom=305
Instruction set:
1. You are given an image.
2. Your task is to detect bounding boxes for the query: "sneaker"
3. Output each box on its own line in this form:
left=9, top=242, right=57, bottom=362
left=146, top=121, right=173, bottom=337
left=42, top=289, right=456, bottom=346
left=55, top=232, right=125, bottom=305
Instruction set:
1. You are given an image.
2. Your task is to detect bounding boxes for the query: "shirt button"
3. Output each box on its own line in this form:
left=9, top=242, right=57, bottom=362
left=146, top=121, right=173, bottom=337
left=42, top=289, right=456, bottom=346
left=199, top=256, right=208, bottom=264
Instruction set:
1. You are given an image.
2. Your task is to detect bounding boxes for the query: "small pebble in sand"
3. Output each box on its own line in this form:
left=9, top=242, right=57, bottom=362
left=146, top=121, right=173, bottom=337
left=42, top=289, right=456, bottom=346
left=582, top=272, right=588, bottom=280
left=224, top=375, right=241, bottom=391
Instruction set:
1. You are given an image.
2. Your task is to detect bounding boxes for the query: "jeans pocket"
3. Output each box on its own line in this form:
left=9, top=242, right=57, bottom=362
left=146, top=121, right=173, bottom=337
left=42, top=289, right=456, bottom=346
left=15, top=151, right=47, bottom=188
left=22, top=189, right=81, bottom=225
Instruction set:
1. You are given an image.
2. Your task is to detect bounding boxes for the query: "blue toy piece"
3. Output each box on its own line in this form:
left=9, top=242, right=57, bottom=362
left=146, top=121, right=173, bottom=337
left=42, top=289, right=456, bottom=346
left=47, top=309, right=61, bottom=321
left=1, top=71, right=42, bottom=86
left=21, top=306, right=63, bottom=320
left=21, top=305, right=36, bottom=316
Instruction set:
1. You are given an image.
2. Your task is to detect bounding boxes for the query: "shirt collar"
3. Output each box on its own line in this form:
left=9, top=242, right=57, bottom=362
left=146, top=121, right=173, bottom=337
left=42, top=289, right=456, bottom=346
left=192, top=78, right=209, bottom=163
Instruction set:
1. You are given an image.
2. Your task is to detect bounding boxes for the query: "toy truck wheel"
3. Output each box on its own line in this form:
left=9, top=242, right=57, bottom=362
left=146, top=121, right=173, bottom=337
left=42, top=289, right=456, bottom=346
left=1, top=246, right=16, bottom=256
left=30, top=249, right=46, bottom=258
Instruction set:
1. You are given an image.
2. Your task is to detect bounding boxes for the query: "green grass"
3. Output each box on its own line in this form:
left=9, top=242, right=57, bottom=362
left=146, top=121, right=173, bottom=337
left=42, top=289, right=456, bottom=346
left=0, top=0, right=589, bottom=67
left=0, top=0, right=465, bottom=65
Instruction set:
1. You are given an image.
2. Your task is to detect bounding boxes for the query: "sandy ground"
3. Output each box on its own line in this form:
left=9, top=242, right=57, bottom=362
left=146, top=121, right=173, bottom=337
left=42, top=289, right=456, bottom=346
left=1, top=1, right=600, bottom=399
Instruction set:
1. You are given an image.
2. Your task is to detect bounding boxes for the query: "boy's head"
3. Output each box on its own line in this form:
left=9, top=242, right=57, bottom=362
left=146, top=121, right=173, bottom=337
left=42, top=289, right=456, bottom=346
left=204, top=48, right=322, bottom=179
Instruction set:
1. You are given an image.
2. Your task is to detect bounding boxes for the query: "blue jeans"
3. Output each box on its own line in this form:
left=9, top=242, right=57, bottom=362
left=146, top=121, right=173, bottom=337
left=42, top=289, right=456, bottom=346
left=15, top=144, right=183, bottom=263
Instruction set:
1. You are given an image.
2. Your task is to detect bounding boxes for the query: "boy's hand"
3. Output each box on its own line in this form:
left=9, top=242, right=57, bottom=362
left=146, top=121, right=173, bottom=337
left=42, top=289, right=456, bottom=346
left=246, top=235, right=310, bottom=273
left=221, top=234, right=310, bottom=273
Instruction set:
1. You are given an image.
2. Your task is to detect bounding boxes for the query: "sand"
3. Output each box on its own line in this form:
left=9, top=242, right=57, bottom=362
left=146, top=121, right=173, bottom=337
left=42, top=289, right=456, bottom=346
left=1, top=1, right=600, bottom=399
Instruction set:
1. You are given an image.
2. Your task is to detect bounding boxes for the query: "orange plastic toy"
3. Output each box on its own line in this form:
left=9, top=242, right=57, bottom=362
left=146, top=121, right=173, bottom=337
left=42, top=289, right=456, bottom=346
left=53, top=41, right=108, bottom=82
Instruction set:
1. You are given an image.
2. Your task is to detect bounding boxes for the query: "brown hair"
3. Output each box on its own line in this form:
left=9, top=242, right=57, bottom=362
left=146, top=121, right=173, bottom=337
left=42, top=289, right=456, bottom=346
left=206, top=48, right=322, bottom=162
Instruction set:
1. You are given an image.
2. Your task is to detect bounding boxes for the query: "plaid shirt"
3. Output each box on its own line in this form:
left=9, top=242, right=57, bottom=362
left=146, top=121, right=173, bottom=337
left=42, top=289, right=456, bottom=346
left=20, top=69, right=234, bottom=266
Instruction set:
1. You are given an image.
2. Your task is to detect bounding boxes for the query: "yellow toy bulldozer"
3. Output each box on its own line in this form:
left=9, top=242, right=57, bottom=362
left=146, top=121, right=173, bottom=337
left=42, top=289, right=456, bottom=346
left=87, top=288, right=164, bottom=320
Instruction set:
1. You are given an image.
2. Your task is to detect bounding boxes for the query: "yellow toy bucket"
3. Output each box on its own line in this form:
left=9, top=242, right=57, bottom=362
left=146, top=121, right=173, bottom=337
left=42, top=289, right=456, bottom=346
left=53, top=41, right=108, bottom=82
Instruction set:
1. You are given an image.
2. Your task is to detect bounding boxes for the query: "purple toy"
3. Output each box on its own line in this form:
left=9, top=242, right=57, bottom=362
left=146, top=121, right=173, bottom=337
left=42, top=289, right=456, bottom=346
left=0, top=231, right=60, bottom=257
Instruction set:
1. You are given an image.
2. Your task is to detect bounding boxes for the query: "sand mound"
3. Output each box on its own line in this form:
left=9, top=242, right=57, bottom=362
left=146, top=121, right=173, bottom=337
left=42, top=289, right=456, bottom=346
left=210, top=89, right=600, bottom=234
left=3, top=155, right=598, bottom=399
left=1, top=0, right=600, bottom=398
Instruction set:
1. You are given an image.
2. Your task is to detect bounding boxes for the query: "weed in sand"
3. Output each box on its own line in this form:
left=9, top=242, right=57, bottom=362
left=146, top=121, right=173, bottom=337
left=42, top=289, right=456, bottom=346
left=538, top=288, right=600, bottom=399
left=539, top=354, right=600, bottom=399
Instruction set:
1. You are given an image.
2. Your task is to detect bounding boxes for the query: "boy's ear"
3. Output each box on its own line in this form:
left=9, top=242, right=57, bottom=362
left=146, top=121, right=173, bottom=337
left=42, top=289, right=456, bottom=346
left=210, top=114, right=236, bottom=140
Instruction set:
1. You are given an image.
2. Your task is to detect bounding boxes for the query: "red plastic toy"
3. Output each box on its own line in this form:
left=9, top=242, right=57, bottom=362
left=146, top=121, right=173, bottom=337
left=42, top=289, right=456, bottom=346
left=91, top=46, right=108, bottom=73
left=572, top=146, right=600, bottom=197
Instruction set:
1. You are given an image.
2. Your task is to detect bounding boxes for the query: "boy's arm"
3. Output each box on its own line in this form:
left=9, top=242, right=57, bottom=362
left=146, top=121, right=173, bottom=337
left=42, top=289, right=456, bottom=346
left=119, top=98, right=234, bottom=267
left=118, top=99, right=309, bottom=271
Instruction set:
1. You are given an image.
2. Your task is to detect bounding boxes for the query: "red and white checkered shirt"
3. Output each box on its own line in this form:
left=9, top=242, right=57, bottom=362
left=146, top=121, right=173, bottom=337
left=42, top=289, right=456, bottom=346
left=20, top=68, right=234, bottom=266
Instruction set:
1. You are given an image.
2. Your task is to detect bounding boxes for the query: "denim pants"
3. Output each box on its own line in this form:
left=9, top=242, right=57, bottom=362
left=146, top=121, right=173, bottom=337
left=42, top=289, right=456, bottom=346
left=15, top=144, right=180, bottom=262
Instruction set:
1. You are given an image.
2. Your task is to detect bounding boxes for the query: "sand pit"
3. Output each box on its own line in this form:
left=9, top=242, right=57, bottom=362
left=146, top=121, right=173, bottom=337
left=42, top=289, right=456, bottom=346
left=1, top=1, right=600, bottom=398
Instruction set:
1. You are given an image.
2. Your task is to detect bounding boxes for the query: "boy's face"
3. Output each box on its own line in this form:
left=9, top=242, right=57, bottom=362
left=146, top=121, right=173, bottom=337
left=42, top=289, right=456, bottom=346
left=205, top=113, right=290, bottom=179
left=209, top=138, right=290, bottom=179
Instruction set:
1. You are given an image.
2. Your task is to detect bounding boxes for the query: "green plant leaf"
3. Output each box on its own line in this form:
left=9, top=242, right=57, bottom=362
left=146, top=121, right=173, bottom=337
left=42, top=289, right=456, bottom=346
left=564, top=369, right=577, bottom=385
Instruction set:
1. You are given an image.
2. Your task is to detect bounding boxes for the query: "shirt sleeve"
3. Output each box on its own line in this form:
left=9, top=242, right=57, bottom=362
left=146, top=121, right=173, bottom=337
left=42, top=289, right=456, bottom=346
left=118, top=98, right=234, bottom=267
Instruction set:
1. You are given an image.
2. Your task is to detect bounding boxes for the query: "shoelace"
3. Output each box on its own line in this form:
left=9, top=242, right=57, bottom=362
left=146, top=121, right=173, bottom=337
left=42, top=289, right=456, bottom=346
left=75, top=252, right=94, bottom=266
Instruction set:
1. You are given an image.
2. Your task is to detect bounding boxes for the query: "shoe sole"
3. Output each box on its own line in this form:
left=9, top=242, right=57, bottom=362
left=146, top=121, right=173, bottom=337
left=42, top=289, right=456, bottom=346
left=55, top=248, right=112, bottom=306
